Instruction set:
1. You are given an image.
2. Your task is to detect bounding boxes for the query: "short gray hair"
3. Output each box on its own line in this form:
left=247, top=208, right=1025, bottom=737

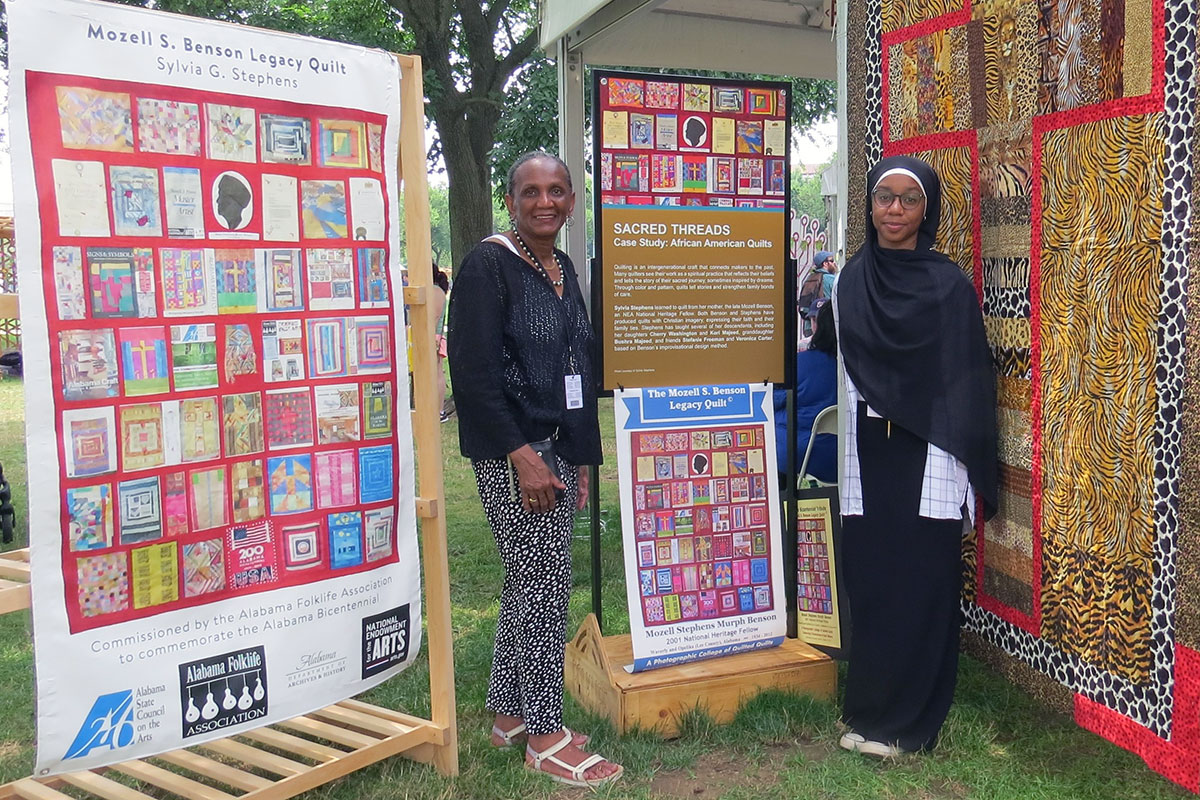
left=505, top=151, right=572, bottom=196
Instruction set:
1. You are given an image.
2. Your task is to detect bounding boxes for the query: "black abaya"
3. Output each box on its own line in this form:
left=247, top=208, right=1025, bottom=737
left=841, top=405, right=962, bottom=751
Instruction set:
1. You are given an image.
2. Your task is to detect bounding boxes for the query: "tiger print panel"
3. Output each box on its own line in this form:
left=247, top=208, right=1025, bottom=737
left=882, top=0, right=964, bottom=33
left=1039, top=114, right=1165, bottom=684
left=914, top=146, right=976, bottom=280
left=979, top=121, right=1033, bottom=224
left=974, top=0, right=1041, bottom=124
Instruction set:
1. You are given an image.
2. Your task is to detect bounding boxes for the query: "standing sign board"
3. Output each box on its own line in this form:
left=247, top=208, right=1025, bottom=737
left=614, top=385, right=787, bottom=670
left=795, top=487, right=844, bottom=654
left=10, top=0, right=421, bottom=775
left=593, top=70, right=793, bottom=390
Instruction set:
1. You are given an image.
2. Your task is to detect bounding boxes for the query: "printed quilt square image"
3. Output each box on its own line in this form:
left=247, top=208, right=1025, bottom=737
left=189, top=465, right=228, bottom=531
left=354, top=315, right=392, bottom=373
left=282, top=521, right=322, bottom=570
left=268, top=454, right=314, bottom=514
left=77, top=552, right=129, bottom=618
left=182, top=538, right=226, bottom=598
left=318, top=119, right=367, bottom=168
left=265, top=387, right=314, bottom=449
left=230, top=458, right=266, bottom=523
left=358, top=444, right=394, bottom=503
left=56, top=86, right=133, bottom=151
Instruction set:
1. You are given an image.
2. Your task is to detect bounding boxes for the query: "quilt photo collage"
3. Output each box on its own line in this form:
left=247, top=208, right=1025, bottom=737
left=632, top=426, right=775, bottom=625
left=596, top=75, right=789, bottom=209
left=25, top=71, right=403, bottom=633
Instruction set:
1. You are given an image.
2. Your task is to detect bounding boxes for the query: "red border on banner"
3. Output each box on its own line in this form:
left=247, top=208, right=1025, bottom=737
left=27, top=70, right=402, bottom=633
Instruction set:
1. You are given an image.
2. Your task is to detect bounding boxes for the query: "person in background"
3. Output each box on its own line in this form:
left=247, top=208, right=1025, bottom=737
left=447, top=151, right=622, bottom=789
left=775, top=299, right=837, bottom=485
left=431, top=264, right=452, bottom=422
left=813, top=250, right=837, bottom=296
left=833, top=154, right=997, bottom=758
left=799, top=251, right=837, bottom=336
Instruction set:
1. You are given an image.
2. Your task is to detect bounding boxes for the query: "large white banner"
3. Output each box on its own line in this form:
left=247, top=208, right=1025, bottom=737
left=10, top=0, right=421, bottom=776
left=615, top=385, right=786, bottom=671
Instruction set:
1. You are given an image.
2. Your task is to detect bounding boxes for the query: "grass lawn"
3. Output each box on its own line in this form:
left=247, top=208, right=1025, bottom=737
left=0, top=377, right=1190, bottom=799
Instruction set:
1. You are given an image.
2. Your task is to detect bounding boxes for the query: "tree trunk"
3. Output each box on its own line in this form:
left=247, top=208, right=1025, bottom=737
left=434, top=103, right=502, bottom=275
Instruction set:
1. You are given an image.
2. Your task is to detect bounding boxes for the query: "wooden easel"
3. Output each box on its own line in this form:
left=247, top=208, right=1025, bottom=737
left=0, top=52, right=460, bottom=800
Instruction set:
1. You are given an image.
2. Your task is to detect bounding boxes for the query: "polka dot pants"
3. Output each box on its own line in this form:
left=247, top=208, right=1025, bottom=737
left=473, top=456, right=579, bottom=736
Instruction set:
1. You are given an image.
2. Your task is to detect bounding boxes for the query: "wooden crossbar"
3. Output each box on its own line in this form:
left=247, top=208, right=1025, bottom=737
left=0, top=550, right=30, bottom=615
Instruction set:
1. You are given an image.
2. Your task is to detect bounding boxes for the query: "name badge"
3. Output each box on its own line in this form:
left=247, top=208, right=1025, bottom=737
left=565, top=374, right=583, bottom=410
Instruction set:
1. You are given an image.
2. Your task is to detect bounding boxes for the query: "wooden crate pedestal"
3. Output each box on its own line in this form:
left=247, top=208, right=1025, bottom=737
left=565, top=613, right=836, bottom=736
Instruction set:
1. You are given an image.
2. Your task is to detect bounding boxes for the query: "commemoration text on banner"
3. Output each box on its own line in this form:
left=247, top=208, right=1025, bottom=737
left=10, top=0, right=421, bottom=776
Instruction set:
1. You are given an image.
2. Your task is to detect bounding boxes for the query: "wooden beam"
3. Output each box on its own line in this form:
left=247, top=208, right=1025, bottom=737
left=154, top=750, right=274, bottom=792
left=392, top=51, right=459, bottom=778
left=107, top=760, right=237, bottom=800
left=238, top=728, right=343, bottom=763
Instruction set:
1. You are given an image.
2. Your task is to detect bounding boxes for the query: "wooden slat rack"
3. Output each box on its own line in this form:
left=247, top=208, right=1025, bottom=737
left=0, top=699, right=448, bottom=800
left=0, top=548, right=30, bottom=615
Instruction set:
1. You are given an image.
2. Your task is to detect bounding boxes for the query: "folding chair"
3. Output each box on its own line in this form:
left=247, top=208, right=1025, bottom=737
left=797, top=404, right=838, bottom=488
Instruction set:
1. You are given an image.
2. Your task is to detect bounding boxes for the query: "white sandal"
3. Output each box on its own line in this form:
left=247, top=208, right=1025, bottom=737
left=491, top=721, right=527, bottom=747
left=491, top=721, right=588, bottom=749
left=525, top=729, right=623, bottom=788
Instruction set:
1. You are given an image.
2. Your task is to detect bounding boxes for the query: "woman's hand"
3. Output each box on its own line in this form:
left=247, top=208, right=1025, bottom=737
left=510, top=444, right=566, bottom=513
left=577, top=466, right=590, bottom=511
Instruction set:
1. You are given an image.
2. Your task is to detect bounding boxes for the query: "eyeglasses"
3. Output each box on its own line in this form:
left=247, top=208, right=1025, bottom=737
left=872, top=189, right=925, bottom=210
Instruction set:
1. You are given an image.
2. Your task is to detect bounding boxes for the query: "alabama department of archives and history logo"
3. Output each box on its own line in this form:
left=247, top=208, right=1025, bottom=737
left=361, top=604, right=410, bottom=678
left=178, top=646, right=268, bottom=738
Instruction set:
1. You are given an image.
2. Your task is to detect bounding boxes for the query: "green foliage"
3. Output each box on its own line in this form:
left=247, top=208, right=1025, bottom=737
left=395, top=183, right=451, bottom=267
left=106, top=0, right=409, bottom=52
left=491, top=52, right=560, bottom=204
left=388, top=0, right=542, bottom=269
left=791, top=171, right=827, bottom=227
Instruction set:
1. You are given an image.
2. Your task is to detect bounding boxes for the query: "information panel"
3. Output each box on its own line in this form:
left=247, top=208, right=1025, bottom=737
left=796, top=491, right=843, bottom=651
left=615, top=385, right=786, bottom=671
left=593, top=70, right=792, bottom=390
left=10, top=0, right=421, bottom=775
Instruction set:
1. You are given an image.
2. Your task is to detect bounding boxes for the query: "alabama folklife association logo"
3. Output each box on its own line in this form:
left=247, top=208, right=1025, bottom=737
left=178, top=646, right=268, bottom=738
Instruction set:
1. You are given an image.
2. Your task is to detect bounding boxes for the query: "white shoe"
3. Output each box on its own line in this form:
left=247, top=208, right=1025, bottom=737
left=838, top=732, right=865, bottom=752
left=840, top=731, right=907, bottom=758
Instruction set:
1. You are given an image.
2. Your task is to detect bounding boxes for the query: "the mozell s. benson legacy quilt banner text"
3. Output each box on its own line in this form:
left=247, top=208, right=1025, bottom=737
left=615, top=385, right=786, bottom=671
left=10, top=0, right=420, bottom=775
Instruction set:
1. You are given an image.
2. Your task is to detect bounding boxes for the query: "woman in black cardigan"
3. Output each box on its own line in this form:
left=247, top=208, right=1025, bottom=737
left=447, top=152, right=621, bottom=789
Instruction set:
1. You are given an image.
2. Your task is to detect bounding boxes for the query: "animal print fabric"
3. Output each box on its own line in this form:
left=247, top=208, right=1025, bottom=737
left=882, top=0, right=964, bottom=33
left=1039, top=114, right=1165, bottom=684
left=913, top=145, right=977, bottom=280
left=865, top=0, right=1200, bottom=783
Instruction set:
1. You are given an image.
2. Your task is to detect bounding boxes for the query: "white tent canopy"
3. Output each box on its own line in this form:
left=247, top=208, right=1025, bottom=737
left=539, top=0, right=846, bottom=296
left=540, top=0, right=836, bottom=78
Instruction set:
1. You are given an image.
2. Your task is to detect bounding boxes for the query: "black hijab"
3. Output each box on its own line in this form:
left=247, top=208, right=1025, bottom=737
left=838, top=155, right=998, bottom=519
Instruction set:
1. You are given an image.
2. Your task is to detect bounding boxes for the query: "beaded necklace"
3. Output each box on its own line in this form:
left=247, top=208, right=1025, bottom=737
left=512, top=230, right=565, bottom=288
